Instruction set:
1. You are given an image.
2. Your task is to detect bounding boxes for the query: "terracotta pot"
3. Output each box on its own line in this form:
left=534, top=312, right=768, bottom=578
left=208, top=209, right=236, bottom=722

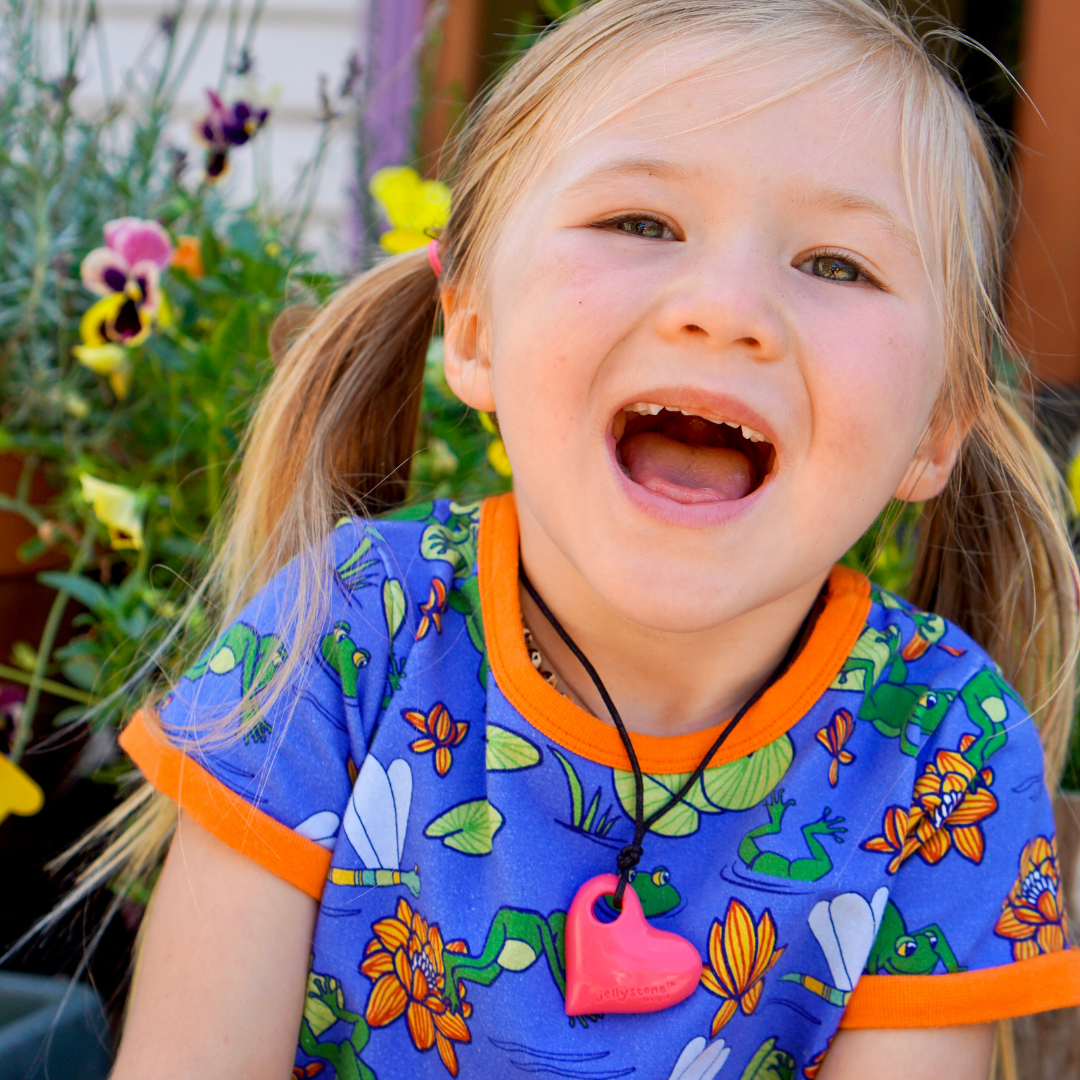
left=0, top=453, right=66, bottom=577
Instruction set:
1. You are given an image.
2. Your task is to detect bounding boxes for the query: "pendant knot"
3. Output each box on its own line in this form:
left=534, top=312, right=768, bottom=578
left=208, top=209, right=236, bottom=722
left=616, top=843, right=644, bottom=875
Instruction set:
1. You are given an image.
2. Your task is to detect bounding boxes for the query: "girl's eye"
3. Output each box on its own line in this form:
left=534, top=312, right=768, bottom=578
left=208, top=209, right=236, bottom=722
left=799, top=249, right=882, bottom=287
left=604, top=216, right=674, bottom=240
left=811, top=254, right=860, bottom=281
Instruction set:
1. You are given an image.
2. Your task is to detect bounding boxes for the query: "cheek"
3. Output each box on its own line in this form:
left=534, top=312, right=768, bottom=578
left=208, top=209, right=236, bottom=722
left=487, top=236, right=645, bottom=441
left=803, top=303, right=941, bottom=484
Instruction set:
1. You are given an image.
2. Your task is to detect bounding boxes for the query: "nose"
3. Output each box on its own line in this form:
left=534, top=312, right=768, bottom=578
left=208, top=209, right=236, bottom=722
left=652, top=237, right=789, bottom=360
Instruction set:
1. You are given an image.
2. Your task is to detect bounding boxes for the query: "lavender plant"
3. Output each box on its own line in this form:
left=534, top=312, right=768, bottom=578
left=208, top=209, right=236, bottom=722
left=0, top=0, right=507, bottom=793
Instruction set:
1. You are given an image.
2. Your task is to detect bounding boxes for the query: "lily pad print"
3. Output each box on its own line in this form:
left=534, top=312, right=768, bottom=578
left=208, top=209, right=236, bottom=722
left=613, top=734, right=794, bottom=837
left=485, top=724, right=541, bottom=771
left=425, top=798, right=504, bottom=855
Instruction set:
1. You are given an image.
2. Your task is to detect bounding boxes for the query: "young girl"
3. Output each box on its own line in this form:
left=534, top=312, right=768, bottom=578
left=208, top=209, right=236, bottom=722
left=107, top=2, right=1080, bottom=1077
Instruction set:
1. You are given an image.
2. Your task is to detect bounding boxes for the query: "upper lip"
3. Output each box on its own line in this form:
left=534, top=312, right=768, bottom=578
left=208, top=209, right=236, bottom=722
left=612, top=390, right=779, bottom=447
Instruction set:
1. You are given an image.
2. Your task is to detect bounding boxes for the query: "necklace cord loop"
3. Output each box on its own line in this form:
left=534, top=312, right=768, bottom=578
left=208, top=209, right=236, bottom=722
left=518, top=560, right=824, bottom=911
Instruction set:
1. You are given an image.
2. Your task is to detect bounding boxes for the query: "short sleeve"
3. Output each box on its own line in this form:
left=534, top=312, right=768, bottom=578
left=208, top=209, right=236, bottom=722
left=119, top=518, right=407, bottom=899
left=843, top=660, right=1080, bottom=1027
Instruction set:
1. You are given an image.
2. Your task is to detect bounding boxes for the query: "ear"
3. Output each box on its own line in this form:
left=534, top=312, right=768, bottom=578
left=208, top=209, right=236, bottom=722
left=442, top=288, right=496, bottom=413
left=894, top=417, right=965, bottom=502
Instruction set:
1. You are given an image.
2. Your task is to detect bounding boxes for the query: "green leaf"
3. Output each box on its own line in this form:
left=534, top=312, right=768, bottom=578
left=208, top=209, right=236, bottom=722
left=552, top=748, right=585, bottom=826
left=424, top=799, right=503, bottom=855
left=37, top=572, right=113, bottom=614
left=382, top=578, right=406, bottom=640
left=613, top=734, right=793, bottom=837
left=485, top=724, right=540, bottom=771
left=61, top=657, right=100, bottom=690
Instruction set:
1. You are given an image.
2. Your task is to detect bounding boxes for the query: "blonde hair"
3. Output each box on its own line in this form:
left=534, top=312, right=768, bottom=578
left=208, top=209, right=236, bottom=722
left=58, top=0, right=1078, bottom=935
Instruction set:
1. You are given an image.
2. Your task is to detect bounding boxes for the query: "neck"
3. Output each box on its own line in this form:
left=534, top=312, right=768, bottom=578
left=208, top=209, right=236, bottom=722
left=516, top=500, right=828, bottom=739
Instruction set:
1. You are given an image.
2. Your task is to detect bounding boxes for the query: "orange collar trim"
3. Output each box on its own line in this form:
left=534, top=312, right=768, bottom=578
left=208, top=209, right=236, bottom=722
left=478, top=492, right=871, bottom=773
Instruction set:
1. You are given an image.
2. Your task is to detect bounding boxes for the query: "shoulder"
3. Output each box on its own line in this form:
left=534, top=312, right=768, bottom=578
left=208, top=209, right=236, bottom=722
left=334, top=498, right=483, bottom=574
left=847, top=584, right=1040, bottom=771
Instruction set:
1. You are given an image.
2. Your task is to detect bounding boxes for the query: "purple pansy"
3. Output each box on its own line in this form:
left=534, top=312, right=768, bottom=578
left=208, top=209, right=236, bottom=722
left=195, top=90, right=270, bottom=179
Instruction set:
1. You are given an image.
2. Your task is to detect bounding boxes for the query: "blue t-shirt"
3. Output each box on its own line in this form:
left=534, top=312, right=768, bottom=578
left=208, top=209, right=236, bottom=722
left=123, top=494, right=1080, bottom=1080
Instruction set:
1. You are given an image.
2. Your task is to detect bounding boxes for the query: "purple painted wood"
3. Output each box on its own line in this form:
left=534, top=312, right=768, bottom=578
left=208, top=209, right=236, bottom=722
left=352, top=0, right=429, bottom=262
left=363, top=0, right=427, bottom=173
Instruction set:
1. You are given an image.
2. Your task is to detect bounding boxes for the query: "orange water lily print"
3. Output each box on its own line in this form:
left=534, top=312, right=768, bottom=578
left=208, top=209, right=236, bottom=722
left=700, top=898, right=784, bottom=1035
left=862, top=734, right=996, bottom=873
left=403, top=702, right=468, bottom=776
left=416, top=578, right=448, bottom=640
left=816, top=709, right=856, bottom=787
left=362, top=897, right=472, bottom=1075
left=994, top=836, right=1069, bottom=960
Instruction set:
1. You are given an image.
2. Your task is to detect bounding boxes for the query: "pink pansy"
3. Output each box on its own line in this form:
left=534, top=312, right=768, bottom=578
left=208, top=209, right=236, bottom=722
left=104, top=217, right=173, bottom=268
left=80, top=218, right=173, bottom=336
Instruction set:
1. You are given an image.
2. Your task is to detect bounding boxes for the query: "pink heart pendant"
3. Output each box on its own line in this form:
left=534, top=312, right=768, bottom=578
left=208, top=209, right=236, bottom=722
left=564, top=873, right=703, bottom=1015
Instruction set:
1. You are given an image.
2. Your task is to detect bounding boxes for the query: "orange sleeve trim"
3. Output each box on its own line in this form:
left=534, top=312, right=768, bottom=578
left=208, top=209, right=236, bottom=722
left=119, top=709, right=330, bottom=901
left=479, top=493, right=872, bottom=773
left=840, top=949, right=1080, bottom=1028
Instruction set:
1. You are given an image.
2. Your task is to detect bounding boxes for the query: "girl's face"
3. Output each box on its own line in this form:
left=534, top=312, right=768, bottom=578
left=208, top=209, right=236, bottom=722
left=446, top=53, right=955, bottom=633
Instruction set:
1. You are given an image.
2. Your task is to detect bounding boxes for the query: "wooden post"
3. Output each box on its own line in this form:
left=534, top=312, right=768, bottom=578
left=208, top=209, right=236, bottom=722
left=1006, top=0, right=1080, bottom=387
left=420, top=0, right=483, bottom=170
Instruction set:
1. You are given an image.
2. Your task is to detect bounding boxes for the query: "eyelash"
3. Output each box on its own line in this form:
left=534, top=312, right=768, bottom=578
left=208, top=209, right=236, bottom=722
left=594, top=213, right=676, bottom=239
left=803, top=248, right=884, bottom=289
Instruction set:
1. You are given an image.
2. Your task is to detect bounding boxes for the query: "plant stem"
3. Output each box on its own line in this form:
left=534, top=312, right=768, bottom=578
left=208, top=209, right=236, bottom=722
left=9, top=523, right=96, bottom=764
left=0, top=663, right=96, bottom=705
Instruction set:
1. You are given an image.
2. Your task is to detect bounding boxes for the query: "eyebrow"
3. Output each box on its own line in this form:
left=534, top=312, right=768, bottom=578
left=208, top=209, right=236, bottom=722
left=560, top=156, right=704, bottom=196
left=794, top=184, right=920, bottom=255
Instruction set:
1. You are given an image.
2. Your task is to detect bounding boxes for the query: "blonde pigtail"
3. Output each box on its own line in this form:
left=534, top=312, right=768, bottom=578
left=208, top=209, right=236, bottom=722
left=909, top=391, right=1080, bottom=780
left=42, top=248, right=440, bottom=934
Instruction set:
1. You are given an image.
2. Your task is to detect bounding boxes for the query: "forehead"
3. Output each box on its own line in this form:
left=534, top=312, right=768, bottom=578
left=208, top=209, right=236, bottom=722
left=532, top=46, right=915, bottom=235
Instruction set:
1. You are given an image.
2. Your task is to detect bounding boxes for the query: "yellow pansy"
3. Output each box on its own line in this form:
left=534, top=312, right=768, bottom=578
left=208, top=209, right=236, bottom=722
left=79, top=473, right=144, bottom=550
left=1067, top=451, right=1080, bottom=517
left=487, top=438, right=513, bottom=478
left=80, top=292, right=152, bottom=347
left=369, top=166, right=451, bottom=254
left=73, top=343, right=134, bottom=400
left=0, top=754, right=44, bottom=825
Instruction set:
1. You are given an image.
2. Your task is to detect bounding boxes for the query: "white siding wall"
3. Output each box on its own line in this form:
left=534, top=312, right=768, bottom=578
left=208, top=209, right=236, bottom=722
left=43, top=0, right=365, bottom=266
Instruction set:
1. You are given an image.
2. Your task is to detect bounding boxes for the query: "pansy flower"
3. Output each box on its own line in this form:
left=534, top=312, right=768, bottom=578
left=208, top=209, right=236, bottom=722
left=80, top=217, right=174, bottom=345
left=195, top=89, right=270, bottom=180
left=72, top=341, right=133, bottom=399
left=79, top=473, right=144, bottom=550
left=171, top=235, right=204, bottom=277
left=369, top=166, right=451, bottom=254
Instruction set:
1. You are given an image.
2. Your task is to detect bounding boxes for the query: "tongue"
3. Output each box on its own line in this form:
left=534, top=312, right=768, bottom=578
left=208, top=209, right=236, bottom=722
left=620, top=431, right=755, bottom=503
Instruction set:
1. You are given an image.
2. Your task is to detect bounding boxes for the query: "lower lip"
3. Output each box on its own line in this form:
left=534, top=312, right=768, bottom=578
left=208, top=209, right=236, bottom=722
left=606, top=432, right=774, bottom=528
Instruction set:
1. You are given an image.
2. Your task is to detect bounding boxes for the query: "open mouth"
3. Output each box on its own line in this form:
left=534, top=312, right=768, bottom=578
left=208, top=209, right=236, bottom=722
left=613, top=402, right=776, bottom=504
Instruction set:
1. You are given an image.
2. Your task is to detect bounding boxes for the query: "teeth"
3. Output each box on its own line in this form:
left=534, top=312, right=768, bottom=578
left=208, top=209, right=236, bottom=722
left=612, top=411, right=627, bottom=440
left=621, top=403, right=769, bottom=443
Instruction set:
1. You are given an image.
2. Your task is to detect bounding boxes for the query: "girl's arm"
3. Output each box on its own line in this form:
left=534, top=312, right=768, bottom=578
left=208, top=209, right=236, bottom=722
left=110, top=811, right=317, bottom=1080
left=819, top=1025, right=994, bottom=1080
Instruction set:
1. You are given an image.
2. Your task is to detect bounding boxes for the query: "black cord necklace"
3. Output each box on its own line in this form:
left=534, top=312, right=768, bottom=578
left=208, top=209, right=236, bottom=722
left=519, top=564, right=823, bottom=909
